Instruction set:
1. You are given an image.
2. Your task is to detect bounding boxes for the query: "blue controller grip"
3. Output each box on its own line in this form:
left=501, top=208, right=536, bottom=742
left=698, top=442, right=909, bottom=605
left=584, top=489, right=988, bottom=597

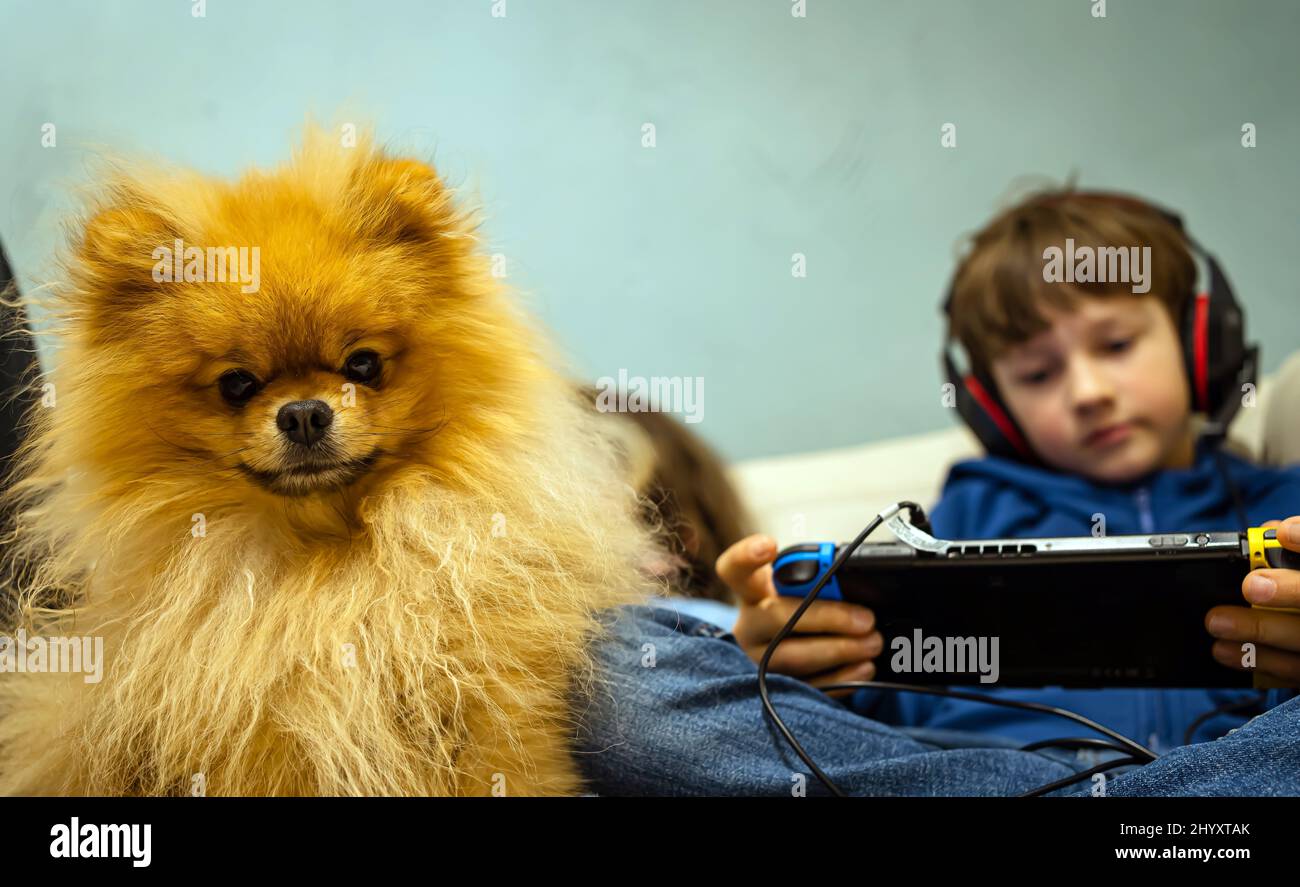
left=771, top=542, right=842, bottom=601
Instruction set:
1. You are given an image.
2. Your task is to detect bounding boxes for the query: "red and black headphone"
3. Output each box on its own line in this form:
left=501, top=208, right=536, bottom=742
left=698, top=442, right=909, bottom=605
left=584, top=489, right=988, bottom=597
left=940, top=192, right=1258, bottom=465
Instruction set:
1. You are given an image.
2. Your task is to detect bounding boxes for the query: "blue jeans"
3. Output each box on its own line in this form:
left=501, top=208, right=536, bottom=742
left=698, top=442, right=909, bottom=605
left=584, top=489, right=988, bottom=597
left=573, top=602, right=1300, bottom=796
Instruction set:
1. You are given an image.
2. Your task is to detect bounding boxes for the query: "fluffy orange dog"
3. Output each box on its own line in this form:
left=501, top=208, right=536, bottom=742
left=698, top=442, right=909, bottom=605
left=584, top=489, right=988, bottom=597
left=0, top=127, right=659, bottom=795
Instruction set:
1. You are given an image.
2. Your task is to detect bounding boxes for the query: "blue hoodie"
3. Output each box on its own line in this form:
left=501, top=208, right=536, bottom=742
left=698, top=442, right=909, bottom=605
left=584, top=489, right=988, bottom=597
left=850, top=433, right=1300, bottom=752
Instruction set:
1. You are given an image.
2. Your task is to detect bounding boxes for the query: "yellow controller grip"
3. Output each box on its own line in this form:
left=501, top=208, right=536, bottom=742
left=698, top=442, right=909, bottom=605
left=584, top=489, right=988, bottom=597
left=1245, top=526, right=1300, bottom=690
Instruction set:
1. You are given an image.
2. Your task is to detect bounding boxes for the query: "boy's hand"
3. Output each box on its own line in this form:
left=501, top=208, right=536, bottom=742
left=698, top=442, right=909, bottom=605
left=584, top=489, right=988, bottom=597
left=1206, top=517, right=1300, bottom=687
left=718, top=534, right=882, bottom=697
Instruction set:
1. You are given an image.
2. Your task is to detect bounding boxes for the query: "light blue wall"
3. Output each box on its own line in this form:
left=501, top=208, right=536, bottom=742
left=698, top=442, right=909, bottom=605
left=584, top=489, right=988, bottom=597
left=2, top=0, right=1297, bottom=460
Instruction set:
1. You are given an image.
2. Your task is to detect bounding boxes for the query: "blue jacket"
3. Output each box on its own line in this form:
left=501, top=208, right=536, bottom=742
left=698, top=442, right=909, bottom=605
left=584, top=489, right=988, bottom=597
left=852, top=433, right=1300, bottom=752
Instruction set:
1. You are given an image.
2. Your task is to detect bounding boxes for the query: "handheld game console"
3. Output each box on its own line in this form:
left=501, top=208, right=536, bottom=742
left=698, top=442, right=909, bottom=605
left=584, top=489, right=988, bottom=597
left=773, top=522, right=1300, bottom=688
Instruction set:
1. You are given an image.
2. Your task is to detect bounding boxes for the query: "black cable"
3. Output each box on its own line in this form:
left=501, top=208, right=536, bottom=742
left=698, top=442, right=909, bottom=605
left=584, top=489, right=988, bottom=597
left=816, top=681, right=1157, bottom=764
left=1182, top=690, right=1268, bottom=747
left=1018, top=756, right=1146, bottom=798
left=757, top=506, right=894, bottom=795
left=758, top=501, right=1159, bottom=797
left=1019, top=737, right=1137, bottom=755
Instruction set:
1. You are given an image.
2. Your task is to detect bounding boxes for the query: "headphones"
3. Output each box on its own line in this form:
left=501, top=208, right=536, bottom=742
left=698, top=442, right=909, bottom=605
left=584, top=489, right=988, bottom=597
left=940, top=192, right=1258, bottom=465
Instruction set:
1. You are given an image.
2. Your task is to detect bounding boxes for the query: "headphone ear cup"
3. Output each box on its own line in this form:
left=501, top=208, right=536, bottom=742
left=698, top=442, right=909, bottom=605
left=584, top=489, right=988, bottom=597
left=942, top=349, right=1036, bottom=462
left=1181, top=291, right=1211, bottom=413
left=1180, top=255, right=1249, bottom=426
left=965, top=374, right=1037, bottom=463
left=1207, top=292, right=1247, bottom=416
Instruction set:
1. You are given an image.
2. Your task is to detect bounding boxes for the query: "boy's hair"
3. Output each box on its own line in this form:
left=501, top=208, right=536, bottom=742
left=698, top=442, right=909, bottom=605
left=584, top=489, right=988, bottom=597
left=947, top=188, right=1198, bottom=381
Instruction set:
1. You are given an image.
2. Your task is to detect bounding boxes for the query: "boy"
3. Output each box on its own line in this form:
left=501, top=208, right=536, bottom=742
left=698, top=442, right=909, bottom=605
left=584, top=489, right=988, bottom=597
left=775, top=189, right=1300, bottom=750
left=574, top=189, right=1300, bottom=795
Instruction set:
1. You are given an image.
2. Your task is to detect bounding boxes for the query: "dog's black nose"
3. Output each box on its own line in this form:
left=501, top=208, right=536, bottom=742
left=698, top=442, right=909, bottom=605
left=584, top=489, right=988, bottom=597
left=276, top=399, right=333, bottom=447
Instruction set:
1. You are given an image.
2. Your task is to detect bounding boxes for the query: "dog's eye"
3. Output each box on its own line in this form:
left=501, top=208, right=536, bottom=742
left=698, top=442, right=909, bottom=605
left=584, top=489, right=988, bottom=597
left=343, top=349, right=381, bottom=384
left=218, top=370, right=260, bottom=405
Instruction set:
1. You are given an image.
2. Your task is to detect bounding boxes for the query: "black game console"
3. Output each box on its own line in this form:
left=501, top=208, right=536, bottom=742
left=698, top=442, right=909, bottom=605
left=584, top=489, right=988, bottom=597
left=773, top=524, right=1300, bottom=688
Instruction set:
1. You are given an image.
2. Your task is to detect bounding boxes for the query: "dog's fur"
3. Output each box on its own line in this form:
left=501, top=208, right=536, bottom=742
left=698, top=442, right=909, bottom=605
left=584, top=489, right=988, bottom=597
left=0, top=127, right=661, bottom=795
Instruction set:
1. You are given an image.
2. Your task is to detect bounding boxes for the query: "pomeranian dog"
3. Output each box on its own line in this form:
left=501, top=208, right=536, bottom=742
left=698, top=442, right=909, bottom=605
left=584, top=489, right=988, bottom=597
left=0, top=126, right=662, bottom=795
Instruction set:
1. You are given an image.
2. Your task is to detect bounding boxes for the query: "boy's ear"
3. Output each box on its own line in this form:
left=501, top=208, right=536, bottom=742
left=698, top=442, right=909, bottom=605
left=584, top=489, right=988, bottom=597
left=344, top=155, right=467, bottom=246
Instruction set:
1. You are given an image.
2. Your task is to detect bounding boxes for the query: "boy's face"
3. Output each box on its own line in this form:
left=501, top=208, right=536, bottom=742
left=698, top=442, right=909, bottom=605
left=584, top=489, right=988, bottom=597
left=988, top=295, right=1193, bottom=484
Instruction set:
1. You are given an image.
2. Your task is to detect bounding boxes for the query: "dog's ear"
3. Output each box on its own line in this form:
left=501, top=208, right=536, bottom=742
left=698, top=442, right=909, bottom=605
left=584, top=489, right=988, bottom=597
left=73, top=180, right=184, bottom=326
left=345, top=155, right=469, bottom=247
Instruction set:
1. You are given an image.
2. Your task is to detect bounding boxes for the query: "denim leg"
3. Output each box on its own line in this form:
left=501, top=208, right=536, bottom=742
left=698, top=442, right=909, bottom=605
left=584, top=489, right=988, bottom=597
left=572, top=602, right=1081, bottom=796
left=1091, top=695, right=1300, bottom=797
